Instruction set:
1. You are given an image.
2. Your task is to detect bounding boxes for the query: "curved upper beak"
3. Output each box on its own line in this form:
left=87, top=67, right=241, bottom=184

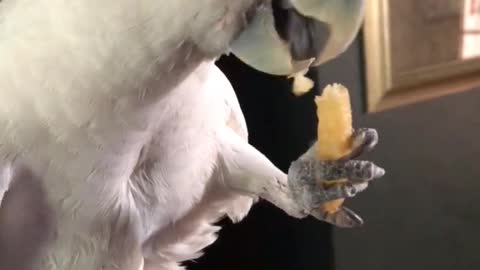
left=229, top=0, right=365, bottom=76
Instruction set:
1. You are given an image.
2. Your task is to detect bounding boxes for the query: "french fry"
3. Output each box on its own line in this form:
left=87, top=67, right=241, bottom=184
left=292, top=73, right=314, bottom=96
left=314, top=83, right=353, bottom=214
left=289, top=68, right=315, bottom=96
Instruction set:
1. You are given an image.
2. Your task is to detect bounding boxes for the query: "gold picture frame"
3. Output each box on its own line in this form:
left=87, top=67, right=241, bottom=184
left=363, top=0, right=480, bottom=112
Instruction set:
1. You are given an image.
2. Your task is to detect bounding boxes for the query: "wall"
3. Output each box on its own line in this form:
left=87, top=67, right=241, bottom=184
left=322, top=37, right=480, bottom=270
left=389, top=0, right=462, bottom=74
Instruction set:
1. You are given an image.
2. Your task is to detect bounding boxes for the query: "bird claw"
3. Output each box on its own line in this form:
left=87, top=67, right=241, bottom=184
left=339, top=128, right=378, bottom=161
left=287, top=128, right=384, bottom=227
left=311, top=206, right=364, bottom=228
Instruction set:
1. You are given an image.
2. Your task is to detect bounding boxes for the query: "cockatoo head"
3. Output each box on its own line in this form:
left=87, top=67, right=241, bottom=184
left=229, top=0, right=365, bottom=76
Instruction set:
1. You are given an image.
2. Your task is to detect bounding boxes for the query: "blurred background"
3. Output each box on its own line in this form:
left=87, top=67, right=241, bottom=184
left=188, top=1, right=480, bottom=269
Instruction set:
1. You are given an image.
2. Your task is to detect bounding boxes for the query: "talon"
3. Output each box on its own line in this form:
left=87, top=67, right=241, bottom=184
left=319, top=160, right=385, bottom=182
left=311, top=207, right=364, bottom=228
left=342, top=160, right=385, bottom=182
left=339, top=128, right=379, bottom=161
left=356, top=128, right=378, bottom=148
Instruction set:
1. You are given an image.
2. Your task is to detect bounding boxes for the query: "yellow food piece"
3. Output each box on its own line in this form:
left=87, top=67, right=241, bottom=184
left=292, top=73, right=315, bottom=96
left=314, top=83, right=353, bottom=214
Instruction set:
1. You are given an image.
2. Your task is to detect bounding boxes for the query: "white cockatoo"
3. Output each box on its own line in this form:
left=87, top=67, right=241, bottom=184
left=0, top=0, right=385, bottom=269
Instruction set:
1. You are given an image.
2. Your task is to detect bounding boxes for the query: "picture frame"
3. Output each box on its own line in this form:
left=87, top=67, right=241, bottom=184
left=362, top=0, right=480, bottom=112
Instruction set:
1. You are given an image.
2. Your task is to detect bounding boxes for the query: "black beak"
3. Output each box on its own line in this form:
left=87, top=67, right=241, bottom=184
left=272, top=0, right=332, bottom=62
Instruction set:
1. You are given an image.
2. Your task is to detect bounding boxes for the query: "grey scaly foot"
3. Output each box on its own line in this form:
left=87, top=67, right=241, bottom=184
left=287, top=128, right=385, bottom=228
left=338, top=128, right=378, bottom=161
